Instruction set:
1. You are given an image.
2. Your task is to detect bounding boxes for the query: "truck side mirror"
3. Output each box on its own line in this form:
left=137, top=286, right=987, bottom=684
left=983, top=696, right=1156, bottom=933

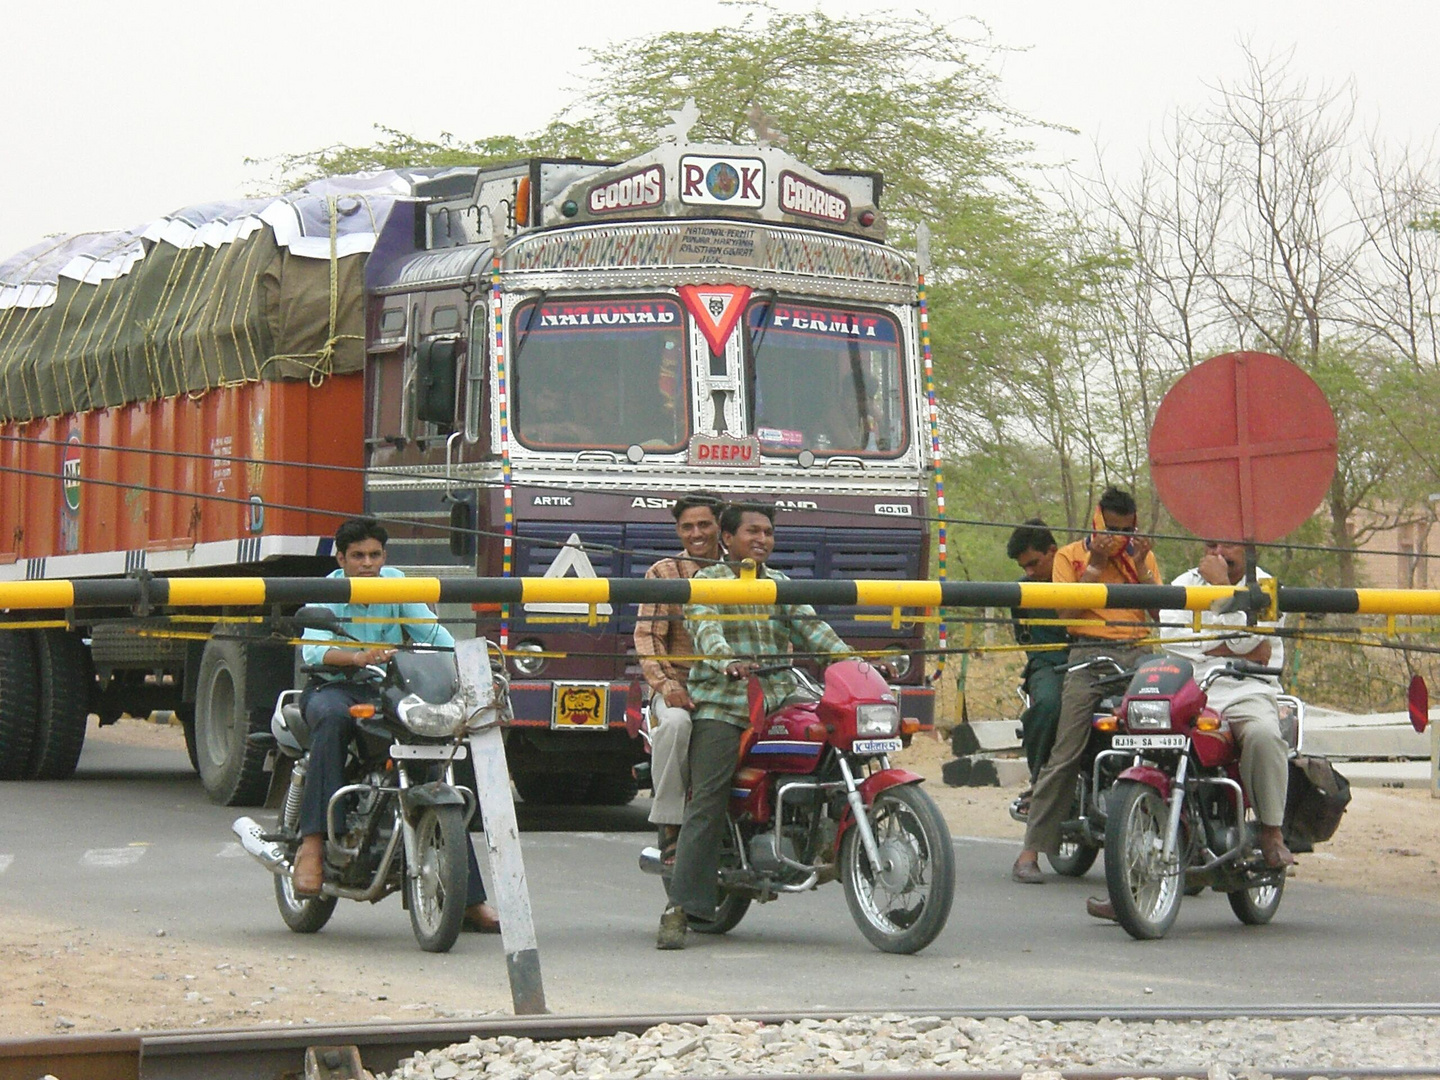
left=449, top=496, right=475, bottom=558
left=415, top=339, right=458, bottom=425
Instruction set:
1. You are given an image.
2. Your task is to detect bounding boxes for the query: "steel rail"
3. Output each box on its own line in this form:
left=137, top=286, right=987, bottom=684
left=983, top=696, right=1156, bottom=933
left=3, top=1006, right=1439, bottom=1080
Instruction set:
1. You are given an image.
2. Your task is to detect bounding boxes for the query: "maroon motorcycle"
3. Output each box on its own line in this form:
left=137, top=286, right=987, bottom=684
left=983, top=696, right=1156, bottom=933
left=639, top=659, right=955, bottom=954
left=1099, top=654, right=1292, bottom=940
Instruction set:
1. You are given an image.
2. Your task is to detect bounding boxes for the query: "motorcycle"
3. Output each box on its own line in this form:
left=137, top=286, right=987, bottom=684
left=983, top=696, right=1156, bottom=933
left=637, top=658, right=956, bottom=954
left=1009, top=655, right=1135, bottom=876
left=1099, top=654, right=1299, bottom=940
left=232, top=606, right=505, bottom=953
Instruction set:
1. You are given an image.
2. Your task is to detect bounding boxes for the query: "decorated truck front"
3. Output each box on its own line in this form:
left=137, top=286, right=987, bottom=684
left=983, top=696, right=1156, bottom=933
left=365, top=122, right=937, bottom=803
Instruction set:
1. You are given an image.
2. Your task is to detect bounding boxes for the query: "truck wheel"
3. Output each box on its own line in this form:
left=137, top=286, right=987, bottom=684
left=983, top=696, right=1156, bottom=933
left=0, top=630, right=39, bottom=780
left=175, top=704, right=200, bottom=773
left=26, top=630, right=94, bottom=780
left=588, top=771, right=639, bottom=806
left=195, top=636, right=269, bottom=805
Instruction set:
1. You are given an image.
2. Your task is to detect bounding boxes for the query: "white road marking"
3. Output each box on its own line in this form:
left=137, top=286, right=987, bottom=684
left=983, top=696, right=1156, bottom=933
left=0, top=855, right=12, bottom=874
left=955, top=834, right=1019, bottom=846
left=82, top=847, right=147, bottom=868
left=217, top=842, right=248, bottom=859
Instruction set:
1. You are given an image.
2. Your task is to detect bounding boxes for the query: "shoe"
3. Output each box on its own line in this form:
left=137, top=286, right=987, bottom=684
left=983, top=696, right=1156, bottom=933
left=656, top=905, right=688, bottom=950
left=1011, top=857, right=1044, bottom=884
left=292, top=834, right=324, bottom=897
left=1258, top=826, right=1295, bottom=869
left=1086, top=896, right=1118, bottom=922
left=462, top=902, right=502, bottom=934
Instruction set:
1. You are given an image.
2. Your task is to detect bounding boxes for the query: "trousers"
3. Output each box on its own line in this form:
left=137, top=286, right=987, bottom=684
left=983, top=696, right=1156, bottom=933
left=666, top=717, right=743, bottom=918
left=647, top=701, right=693, bottom=827
left=300, top=681, right=488, bottom=905
left=1020, top=659, right=1067, bottom=782
left=1023, top=640, right=1153, bottom=855
left=1222, top=695, right=1290, bottom=827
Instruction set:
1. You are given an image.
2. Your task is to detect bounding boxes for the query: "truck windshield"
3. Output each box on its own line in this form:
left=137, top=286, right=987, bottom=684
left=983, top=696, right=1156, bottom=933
left=747, top=300, right=906, bottom=457
left=512, top=297, right=689, bottom=452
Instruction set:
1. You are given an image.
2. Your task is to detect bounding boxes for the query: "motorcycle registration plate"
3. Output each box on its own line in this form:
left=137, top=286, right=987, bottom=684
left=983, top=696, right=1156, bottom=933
left=1112, top=734, right=1187, bottom=750
left=551, top=682, right=608, bottom=729
left=852, top=737, right=903, bottom=755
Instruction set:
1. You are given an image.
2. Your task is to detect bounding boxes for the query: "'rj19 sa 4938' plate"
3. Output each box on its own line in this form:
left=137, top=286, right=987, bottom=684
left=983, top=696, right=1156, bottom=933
left=1112, top=733, right=1187, bottom=750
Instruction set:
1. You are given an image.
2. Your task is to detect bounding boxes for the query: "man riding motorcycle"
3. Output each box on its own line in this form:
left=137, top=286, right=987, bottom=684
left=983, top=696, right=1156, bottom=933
left=656, top=501, right=890, bottom=950
left=292, top=517, right=499, bottom=933
left=1086, top=536, right=1292, bottom=922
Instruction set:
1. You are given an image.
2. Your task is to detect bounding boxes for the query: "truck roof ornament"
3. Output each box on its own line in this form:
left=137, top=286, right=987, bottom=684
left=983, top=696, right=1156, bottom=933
left=746, top=105, right=789, bottom=149
left=658, top=98, right=701, bottom=145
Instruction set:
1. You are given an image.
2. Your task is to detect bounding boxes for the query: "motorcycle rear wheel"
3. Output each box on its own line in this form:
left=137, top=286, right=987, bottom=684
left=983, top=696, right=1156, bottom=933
left=406, top=805, right=469, bottom=953
left=687, top=892, right=752, bottom=935
left=275, top=869, right=338, bottom=934
left=1228, top=875, right=1284, bottom=925
left=841, top=783, right=955, bottom=954
left=1047, top=838, right=1099, bottom=877
left=1104, top=780, right=1183, bottom=941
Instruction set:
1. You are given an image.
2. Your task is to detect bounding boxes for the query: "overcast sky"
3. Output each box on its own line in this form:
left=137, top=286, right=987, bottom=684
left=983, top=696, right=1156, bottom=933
left=2, top=1, right=1436, bottom=260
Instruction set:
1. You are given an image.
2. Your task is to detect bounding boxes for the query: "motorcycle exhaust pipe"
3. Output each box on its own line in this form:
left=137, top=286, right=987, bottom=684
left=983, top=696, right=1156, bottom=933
left=638, top=845, right=666, bottom=876
left=232, top=816, right=290, bottom=877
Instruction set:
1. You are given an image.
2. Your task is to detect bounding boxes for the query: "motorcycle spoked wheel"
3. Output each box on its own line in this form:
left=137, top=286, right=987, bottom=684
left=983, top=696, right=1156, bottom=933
left=840, top=783, right=955, bottom=954
left=1046, top=783, right=1100, bottom=877
left=666, top=827, right=752, bottom=935
left=1227, top=874, right=1285, bottom=924
left=406, top=805, right=469, bottom=953
left=275, top=868, right=339, bottom=934
left=1104, top=780, right=1184, bottom=940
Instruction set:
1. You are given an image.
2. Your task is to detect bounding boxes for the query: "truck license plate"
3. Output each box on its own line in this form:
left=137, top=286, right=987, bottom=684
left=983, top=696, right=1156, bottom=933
left=1112, top=734, right=1187, bottom=750
left=551, top=683, right=608, bottom=729
left=852, top=737, right=903, bottom=755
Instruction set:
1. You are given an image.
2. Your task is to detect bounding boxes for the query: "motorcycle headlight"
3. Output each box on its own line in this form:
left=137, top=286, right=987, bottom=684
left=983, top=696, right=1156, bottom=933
left=856, top=703, right=900, bottom=736
left=1126, top=699, right=1172, bottom=731
left=395, top=693, right=467, bottom=737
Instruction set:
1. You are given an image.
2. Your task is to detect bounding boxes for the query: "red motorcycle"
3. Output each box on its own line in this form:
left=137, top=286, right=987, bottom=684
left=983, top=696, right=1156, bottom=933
left=638, top=659, right=955, bottom=954
left=1099, top=655, right=1292, bottom=940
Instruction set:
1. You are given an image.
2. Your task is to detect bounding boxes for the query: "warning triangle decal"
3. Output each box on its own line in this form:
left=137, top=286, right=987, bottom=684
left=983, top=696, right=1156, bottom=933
left=678, top=284, right=752, bottom=355
left=524, top=532, right=614, bottom=616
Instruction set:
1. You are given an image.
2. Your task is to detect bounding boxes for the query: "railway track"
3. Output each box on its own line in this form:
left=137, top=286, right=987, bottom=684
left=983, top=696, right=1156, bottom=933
left=3, top=1006, right=1440, bottom=1080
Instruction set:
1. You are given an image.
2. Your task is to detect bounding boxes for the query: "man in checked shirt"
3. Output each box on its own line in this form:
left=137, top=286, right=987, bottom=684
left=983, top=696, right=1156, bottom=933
left=633, top=493, right=724, bottom=868
left=656, top=501, right=891, bottom=949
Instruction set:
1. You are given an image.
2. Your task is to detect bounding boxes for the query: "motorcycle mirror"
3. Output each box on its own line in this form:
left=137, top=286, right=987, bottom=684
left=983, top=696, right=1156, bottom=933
left=293, top=605, right=343, bottom=632
left=1408, top=674, right=1429, bottom=734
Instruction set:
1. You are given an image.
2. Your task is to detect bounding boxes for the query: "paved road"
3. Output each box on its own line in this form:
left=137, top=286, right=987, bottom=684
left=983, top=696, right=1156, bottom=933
left=3, top=734, right=1439, bottom=1014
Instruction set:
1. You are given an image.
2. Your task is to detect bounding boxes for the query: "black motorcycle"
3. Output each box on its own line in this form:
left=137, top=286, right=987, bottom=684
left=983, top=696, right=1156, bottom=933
left=233, top=606, right=501, bottom=953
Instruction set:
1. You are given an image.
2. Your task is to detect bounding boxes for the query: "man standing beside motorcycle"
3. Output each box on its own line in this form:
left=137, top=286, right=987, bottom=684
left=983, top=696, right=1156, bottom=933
left=1006, top=519, right=1071, bottom=807
left=1012, top=487, right=1161, bottom=885
left=656, top=502, right=888, bottom=950
left=633, top=493, right=725, bottom=867
left=292, top=517, right=501, bottom=933
left=1160, top=540, right=1293, bottom=868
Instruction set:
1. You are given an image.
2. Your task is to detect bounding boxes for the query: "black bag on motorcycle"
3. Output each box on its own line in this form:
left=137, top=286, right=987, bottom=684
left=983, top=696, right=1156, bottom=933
left=1282, top=755, right=1352, bottom=852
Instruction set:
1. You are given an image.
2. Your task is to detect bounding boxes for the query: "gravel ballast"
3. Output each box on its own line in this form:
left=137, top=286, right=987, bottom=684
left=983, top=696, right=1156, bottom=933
left=380, top=1013, right=1440, bottom=1078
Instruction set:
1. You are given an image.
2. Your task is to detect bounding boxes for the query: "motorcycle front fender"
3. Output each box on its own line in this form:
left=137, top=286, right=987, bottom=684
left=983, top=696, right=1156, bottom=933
left=833, top=768, right=926, bottom=853
left=1117, top=763, right=1172, bottom=801
left=400, top=780, right=468, bottom=817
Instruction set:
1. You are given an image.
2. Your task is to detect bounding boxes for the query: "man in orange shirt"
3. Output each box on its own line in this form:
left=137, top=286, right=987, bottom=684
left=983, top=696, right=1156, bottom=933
left=1012, top=487, right=1161, bottom=884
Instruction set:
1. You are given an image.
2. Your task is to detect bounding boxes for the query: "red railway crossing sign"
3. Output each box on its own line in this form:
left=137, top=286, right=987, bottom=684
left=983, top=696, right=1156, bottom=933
left=1149, top=351, right=1337, bottom=543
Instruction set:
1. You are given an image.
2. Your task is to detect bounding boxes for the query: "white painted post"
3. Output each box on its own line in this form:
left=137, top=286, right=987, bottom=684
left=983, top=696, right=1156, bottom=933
left=454, top=637, right=546, bottom=1014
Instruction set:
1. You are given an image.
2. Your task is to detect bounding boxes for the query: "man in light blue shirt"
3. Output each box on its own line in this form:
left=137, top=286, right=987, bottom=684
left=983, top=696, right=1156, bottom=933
left=292, top=518, right=499, bottom=932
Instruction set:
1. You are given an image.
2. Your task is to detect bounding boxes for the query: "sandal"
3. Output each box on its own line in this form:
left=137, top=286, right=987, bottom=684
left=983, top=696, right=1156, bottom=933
left=659, top=825, right=680, bottom=868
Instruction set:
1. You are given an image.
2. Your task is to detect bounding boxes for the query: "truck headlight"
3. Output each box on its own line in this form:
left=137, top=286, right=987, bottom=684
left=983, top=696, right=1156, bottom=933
left=856, top=703, right=900, bottom=736
left=396, top=694, right=466, bottom=737
left=1126, top=700, right=1172, bottom=730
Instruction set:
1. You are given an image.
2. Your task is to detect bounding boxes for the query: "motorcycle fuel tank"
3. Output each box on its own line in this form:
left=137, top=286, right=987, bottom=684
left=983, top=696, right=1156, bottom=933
left=743, top=703, right=826, bottom=774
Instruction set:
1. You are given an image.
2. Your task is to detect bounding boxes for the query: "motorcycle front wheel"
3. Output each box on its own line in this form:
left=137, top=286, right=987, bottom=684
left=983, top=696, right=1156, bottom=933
left=275, top=869, right=338, bottom=934
left=1104, top=780, right=1184, bottom=940
left=840, top=783, right=955, bottom=954
left=406, top=805, right=469, bottom=953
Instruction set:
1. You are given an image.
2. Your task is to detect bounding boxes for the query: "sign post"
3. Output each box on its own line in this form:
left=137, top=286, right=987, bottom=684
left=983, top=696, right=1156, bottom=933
left=454, top=637, right=547, bottom=1015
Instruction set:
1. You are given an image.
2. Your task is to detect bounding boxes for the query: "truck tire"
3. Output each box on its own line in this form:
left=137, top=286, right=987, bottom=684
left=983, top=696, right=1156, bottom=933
left=26, top=630, right=94, bottom=780
left=587, top=771, right=639, bottom=806
left=0, top=630, right=39, bottom=780
left=195, top=636, right=269, bottom=805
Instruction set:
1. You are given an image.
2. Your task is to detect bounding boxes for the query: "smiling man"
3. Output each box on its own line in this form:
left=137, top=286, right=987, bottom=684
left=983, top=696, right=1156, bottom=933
left=655, top=502, right=886, bottom=949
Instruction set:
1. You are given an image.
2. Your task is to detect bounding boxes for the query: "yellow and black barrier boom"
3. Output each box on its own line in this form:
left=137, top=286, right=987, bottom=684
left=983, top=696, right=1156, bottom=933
left=3, top=573, right=1440, bottom=618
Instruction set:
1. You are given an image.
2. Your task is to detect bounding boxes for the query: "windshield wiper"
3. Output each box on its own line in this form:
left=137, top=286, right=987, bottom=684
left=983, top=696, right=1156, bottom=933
left=744, top=290, right=777, bottom=421
left=508, top=289, right=549, bottom=368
